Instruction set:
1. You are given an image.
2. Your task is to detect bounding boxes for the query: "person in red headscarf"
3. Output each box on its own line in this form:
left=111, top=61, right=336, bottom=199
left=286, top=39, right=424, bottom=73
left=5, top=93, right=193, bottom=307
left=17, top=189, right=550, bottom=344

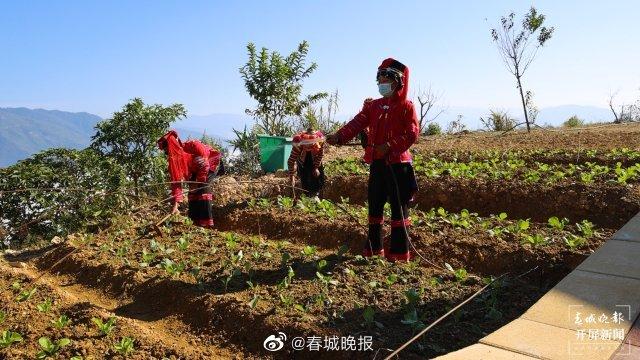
left=287, top=127, right=325, bottom=198
left=157, top=130, right=220, bottom=228
left=327, top=58, right=419, bottom=262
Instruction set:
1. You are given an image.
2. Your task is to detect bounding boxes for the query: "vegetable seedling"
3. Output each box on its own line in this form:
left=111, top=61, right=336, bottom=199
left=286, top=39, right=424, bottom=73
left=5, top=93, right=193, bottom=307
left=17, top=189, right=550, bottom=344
left=176, top=237, right=190, bottom=251
left=15, top=287, right=36, bottom=302
left=37, top=298, right=53, bottom=313
left=114, top=337, right=135, bottom=356
left=0, top=331, right=22, bottom=349
left=248, top=295, right=261, bottom=309
left=51, top=315, right=70, bottom=329
left=37, top=337, right=71, bottom=359
left=92, top=316, right=116, bottom=336
left=548, top=216, right=569, bottom=231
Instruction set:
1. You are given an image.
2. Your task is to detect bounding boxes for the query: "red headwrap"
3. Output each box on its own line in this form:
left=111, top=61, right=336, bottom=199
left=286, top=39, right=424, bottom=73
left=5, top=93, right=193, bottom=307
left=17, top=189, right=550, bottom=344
left=157, top=130, right=189, bottom=182
left=378, top=58, right=410, bottom=101
left=292, top=130, right=324, bottom=153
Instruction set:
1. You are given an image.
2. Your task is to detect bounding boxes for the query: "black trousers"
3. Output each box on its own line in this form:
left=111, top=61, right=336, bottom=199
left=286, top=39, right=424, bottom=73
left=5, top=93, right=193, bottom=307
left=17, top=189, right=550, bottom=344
left=188, top=174, right=214, bottom=227
left=297, top=152, right=325, bottom=197
left=367, top=160, right=414, bottom=254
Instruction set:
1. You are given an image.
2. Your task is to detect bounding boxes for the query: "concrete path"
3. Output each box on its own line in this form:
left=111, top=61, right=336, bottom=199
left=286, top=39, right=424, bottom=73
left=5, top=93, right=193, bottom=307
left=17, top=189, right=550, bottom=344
left=435, top=213, right=640, bottom=360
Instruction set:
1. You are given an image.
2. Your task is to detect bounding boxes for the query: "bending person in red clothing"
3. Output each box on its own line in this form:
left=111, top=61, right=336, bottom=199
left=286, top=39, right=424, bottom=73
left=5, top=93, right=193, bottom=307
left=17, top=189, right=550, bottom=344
left=287, top=127, right=325, bottom=199
left=327, top=58, right=419, bottom=262
left=157, top=130, right=217, bottom=227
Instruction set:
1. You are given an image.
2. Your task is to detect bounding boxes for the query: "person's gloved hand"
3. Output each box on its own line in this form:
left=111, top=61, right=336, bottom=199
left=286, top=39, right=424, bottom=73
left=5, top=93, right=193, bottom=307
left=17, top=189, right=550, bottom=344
left=312, top=168, right=320, bottom=177
left=171, top=201, right=180, bottom=214
left=326, top=134, right=340, bottom=145
left=374, top=143, right=390, bottom=158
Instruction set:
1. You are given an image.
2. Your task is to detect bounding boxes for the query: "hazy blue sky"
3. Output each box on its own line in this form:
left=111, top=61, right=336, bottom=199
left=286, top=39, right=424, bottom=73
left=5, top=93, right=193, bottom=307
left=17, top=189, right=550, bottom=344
left=1, top=1, right=638, bottom=118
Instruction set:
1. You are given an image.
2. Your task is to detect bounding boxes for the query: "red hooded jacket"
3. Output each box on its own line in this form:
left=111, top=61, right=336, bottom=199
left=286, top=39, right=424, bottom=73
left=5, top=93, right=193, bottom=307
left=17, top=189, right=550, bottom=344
left=157, top=131, right=211, bottom=203
left=336, top=58, right=419, bottom=164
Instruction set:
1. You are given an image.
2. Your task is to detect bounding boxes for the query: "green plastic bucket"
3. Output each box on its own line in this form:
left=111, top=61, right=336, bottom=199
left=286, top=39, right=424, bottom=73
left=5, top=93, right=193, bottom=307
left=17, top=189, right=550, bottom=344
left=257, top=135, right=293, bottom=173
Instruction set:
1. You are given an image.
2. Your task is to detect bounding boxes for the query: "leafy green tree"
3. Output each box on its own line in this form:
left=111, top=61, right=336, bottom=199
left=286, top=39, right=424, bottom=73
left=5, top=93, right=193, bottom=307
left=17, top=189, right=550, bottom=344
left=91, top=98, right=186, bottom=190
left=0, top=148, right=127, bottom=248
left=239, top=41, right=327, bottom=136
left=490, top=7, right=554, bottom=132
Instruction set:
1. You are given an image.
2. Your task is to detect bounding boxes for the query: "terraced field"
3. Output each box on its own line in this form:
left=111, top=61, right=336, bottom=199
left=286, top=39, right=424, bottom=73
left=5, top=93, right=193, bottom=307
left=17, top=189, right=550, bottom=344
left=2, top=125, right=640, bottom=359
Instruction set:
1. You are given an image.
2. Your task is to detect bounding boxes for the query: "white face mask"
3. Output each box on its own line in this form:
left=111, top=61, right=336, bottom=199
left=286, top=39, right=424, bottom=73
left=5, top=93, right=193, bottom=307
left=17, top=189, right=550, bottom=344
left=378, top=83, right=394, bottom=97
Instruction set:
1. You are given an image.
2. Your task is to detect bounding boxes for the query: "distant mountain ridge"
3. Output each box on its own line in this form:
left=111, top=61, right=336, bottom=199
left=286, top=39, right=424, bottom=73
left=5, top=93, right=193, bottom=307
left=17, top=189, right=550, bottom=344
left=0, top=107, right=239, bottom=167
left=0, top=107, right=102, bottom=167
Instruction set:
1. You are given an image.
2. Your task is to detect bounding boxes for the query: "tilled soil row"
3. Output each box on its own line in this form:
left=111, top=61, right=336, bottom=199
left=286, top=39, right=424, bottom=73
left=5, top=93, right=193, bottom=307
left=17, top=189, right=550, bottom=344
left=5, top=203, right=606, bottom=359
left=320, top=176, right=639, bottom=229
left=25, top=245, right=367, bottom=360
left=212, top=173, right=640, bottom=230
left=21, top=239, right=555, bottom=359
left=0, top=260, right=235, bottom=360
left=213, top=206, right=606, bottom=282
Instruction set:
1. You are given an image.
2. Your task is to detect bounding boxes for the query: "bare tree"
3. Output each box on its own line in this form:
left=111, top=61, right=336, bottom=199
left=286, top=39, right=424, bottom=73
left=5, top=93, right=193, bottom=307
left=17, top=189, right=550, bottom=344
left=609, top=91, right=622, bottom=123
left=416, top=85, right=446, bottom=134
left=608, top=91, right=640, bottom=123
left=446, top=115, right=467, bottom=134
left=490, top=7, right=554, bottom=132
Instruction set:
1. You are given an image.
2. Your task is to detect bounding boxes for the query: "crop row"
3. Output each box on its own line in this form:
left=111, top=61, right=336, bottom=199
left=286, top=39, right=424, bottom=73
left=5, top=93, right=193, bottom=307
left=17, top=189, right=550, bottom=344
left=61, top=221, right=491, bottom=344
left=325, top=156, right=640, bottom=185
left=413, top=148, right=640, bottom=164
left=250, top=196, right=602, bottom=250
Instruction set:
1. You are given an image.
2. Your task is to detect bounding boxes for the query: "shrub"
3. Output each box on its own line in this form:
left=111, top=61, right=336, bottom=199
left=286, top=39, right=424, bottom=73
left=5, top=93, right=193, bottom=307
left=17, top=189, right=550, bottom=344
left=228, top=125, right=261, bottom=175
left=0, top=148, right=128, bottom=248
left=563, top=115, right=584, bottom=128
left=480, top=110, right=516, bottom=131
left=425, top=123, right=442, bottom=136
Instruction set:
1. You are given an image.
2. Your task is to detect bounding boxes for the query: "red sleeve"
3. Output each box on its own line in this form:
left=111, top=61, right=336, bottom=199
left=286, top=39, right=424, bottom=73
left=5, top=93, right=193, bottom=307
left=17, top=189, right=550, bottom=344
left=287, top=146, right=302, bottom=175
left=388, top=101, right=419, bottom=154
left=336, top=102, right=371, bottom=144
left=171, top=182, right=183, bottom=203
left=313, top=147, right=324, bottom=169
left=313, top=131, right=325, bottom=169
left=208, top=149, right=221, bottom=173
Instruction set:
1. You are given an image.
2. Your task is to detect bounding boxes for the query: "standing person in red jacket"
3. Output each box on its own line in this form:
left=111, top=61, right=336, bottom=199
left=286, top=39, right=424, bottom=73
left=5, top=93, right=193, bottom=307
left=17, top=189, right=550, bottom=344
left=157, top=130, right=215, bottom=227
left=288, top=128, right=325, bottom=199
left=327, top=58, right=419, bottom=262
